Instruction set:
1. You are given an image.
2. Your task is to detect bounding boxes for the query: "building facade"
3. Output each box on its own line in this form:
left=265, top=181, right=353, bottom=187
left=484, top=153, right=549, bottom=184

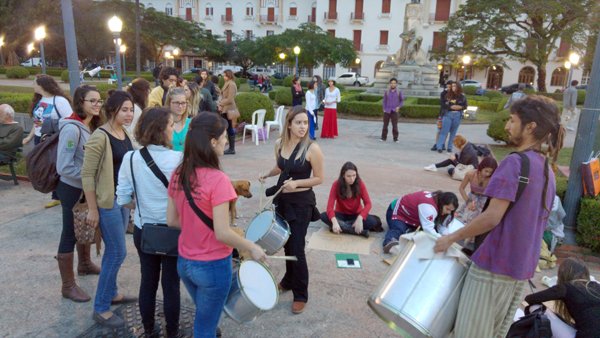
left=140, top=0, right=587, bottom=91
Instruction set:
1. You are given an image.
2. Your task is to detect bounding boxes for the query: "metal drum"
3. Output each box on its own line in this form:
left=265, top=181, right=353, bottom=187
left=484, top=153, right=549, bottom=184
left=245, top=209, right=290, bottom=255
left=224, top=260, right=278, bottom=323
left=368, top=232, right=470, bottom=338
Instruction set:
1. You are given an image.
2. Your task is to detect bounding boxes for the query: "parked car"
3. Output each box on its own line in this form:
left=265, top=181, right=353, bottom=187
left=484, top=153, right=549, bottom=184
left=460, top=80, right=482, bottom=88
left=215, top=65, right=242, bottom=76
left=183, top=67, right=202, bottom=75
left=20, top=58, right=43, bottom=67
left=336, top=72, right=369, bottom=87
left=249, top=66, right=275, bottom=76
left=234, top=70, right=256, bottom=79
left=272, top=72, right=288, bottom=79
left=500, top=83, right=534, bottom=94
left=103, top=64, right=116, bottom=71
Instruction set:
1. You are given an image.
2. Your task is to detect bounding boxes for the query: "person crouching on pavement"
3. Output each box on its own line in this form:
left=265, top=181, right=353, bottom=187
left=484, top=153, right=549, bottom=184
left=434, top=95, right=565, bottom=337
left=383, top=190, right=458, bottom=253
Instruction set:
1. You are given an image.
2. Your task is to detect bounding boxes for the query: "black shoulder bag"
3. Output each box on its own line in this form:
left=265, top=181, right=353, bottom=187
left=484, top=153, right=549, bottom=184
left=473, top=152, right=530, bottom=251
left=265, top=142, right=301, bottom=197
left=506, top=304, right=552, bottom=338
left=132, top=147, right=181, bottom=257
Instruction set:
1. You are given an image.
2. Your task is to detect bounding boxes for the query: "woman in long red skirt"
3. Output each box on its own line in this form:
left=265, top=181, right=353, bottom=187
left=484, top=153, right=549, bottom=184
left=321, top=79, right=341, bottom=138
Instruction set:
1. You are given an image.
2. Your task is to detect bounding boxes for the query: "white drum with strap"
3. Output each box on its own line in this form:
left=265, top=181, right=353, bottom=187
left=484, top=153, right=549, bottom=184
left=224, top=260, right=278, bottom=323
left=245, top=209, right=290, bottom=255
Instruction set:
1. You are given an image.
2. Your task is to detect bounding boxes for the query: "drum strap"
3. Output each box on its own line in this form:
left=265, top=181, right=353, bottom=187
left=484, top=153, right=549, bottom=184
left=183, top=183, right=214, bottom=231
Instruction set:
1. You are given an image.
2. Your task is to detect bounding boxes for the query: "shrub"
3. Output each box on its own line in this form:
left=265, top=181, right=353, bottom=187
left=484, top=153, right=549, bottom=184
left=268, top=90, right=277, bottom=100
left=487, top=110, right=510, bottom=143
left=470, top=100, right=503, bottom=112
left=462, top=86, right=478, bottom=95
left=46, top=67, right=66, bottom=77
left=217, top=76, right=225, bottom=88
left=94, top=83, right=118, bottom=99
left=271, top=78, right=283, bottom=86
left=354, top=94, right=383, bottom=102
left=61, top=70, right=69, bottom=83
left=416, top=97, right=440, bottom=105
left=346, top=88, right=368, bottom=93
left=555, top=175, right=568, bottom=202
left=0, top=67, right=5, bottom=74
left=523, top=88, right=536, bottom=95
left=6, top=67, right=29, bottom=79
left=0, top=93, right=32, bottom=113
left=577, top=90, right=586, bottom=105
left=282, top=75, right=294, bottom=87
left=274, top=88, right=292, bottom=106
left=399, top=104, right=440, bottom=118
left=484, top=90, right=505, bottom=100
left=338, top=101, right=381, bottom=117
left=235, top=92, right=275, bottom=124
left=576, top=195, right=600, bottom=253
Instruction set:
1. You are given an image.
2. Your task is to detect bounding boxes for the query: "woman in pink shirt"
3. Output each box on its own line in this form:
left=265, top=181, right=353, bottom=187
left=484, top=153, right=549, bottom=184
left=167, top=113, right=265, bottom=337
left=319, top=162, right=381, bottom=237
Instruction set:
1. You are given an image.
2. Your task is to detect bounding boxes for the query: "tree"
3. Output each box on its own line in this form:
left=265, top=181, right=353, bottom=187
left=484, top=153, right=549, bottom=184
left=434, top=0, right=596, bottom=92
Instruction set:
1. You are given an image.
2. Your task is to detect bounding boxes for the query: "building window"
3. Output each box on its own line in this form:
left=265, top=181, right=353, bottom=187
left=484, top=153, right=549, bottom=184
left=225, top=30, right=232, bottom=43
left=582, top=70, right=590, bottom=85
left=290, top=6, right=297, bottom=17
left=434, top=0, right=451, bottom=21
left=550, top=67, right=567, bottom=86
left=327, top=29, right=335, bottom=37
left=225, top=3, right=232, bottom=21
left=165, top=2, right=173, bottom=16
left=266, top=30, right=274, bottom=36
left=205, top=4, right=213, bottom=16
left=310, top=5, right=316, bottom=22
left=245, top=30, right=253, bottom=40
left=353, top=30, right=362, bottom=51
left=246, top=3, right=254, bottom=16
left=379, top=30, right=388, bottom=45
left=382, top=0, right=391, bottom=14
left=518, top=66, right=535, bottom=85
left=432, top=32, right=447, bottom=52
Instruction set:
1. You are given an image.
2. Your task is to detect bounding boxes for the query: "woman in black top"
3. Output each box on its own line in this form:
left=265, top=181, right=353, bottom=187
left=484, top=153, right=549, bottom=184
left=434, top=81, right=468, bottom=153
left=291, top=77, right=304, bottom=107
left=525, top=257, right=600, bottom=338
left=259, top=105, right=324, bottom=315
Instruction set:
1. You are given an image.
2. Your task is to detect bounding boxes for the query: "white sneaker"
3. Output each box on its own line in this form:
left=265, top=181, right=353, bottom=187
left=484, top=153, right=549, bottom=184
left=424, top=164, right=437, bottom=172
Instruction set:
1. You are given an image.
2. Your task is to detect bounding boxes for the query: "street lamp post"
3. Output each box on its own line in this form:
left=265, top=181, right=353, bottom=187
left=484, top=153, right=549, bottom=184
left=564, top=61, right=572, bottom=88
left=164, top=51, right=172, bottom=67
left=173, top=48, right=180, bottom=70
left=0, top=36, right=4, bottom=66
left=278, top=52, right=286, bottom=74
left=293, top=46, right=300, bottom=78
left=120, top=44, right=127, bottom=79
left=35, top=26, right=47, bottom=74
left=108, top=15, right=123, bottom=90
left=567, top=52, right=580, bottom=87
left=27, top=43, right=35, bottom=67
left=462, top=55, right=471, bottom=81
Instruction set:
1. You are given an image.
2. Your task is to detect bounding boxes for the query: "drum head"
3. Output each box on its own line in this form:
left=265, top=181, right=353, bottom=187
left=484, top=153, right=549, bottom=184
left=239, top=261, right=277, bottom=310
left=245, top=210, right=274, bottom=242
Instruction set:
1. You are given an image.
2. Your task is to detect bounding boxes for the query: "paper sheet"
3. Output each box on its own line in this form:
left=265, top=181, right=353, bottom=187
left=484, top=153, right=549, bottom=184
left=307, top=227, right=375, bottom=255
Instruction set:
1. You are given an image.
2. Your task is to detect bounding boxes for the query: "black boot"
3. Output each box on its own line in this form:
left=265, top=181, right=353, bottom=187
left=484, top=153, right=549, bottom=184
left=224, top=134, right=236, bottom=155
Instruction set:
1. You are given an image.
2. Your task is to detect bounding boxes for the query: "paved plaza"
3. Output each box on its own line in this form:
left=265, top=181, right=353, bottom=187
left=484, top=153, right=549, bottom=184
left=0, top=118, right=583, bottom=337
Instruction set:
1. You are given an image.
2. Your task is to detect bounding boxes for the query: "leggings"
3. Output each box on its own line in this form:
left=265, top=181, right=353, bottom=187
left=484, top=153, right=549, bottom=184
left=55, top=181, right=82, bottom=253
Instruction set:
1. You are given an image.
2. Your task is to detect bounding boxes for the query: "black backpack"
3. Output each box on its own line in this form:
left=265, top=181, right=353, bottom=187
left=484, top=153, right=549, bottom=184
left=475, top=144, right=492, bottom=157
left=506, top=304, right=552, bottom=338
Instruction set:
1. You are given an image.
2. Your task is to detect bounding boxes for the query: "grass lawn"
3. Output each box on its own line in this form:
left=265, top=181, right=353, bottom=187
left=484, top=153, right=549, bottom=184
left=0, top=154, right=27, bottom=178
left=489, top=145, right=573, bottom=166
left=0, top=85, right=34, bottom=93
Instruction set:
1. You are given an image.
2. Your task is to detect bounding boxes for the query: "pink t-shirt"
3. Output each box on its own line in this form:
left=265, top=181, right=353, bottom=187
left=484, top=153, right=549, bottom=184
left=168, top=168, right=236, bottom=261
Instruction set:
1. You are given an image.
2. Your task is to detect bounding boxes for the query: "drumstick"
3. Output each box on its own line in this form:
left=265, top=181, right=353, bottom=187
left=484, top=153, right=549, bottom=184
left=268, top=255, right=298, bottom=261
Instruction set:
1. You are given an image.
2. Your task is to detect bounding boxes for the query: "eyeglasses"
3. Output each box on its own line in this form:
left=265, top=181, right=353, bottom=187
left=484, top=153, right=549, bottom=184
left=171, top=101, right=188, bottom=106
left=84, top=99, right=104, bottom=105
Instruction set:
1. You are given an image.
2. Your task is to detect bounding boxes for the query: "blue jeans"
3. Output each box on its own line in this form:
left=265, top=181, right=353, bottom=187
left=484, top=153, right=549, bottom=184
left=94, top=198, right=130, bottom=313
left=308, top=109, right=316, bottom=140
left=178, top=255, right=232, bottom=338
left=383, top=204, right=415, bottom=247
left=436, top=111, right=462, bottom=152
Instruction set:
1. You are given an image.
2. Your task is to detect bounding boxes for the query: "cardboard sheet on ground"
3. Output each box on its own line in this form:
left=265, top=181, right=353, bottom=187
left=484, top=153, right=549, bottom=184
left=307, top=227, right=375, bottom=255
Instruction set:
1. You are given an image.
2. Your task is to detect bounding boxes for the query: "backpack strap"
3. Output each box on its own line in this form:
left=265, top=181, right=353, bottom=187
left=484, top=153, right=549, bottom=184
left=139, top=147, right=168, bottom=188
left=182, top=182, right=214, bottom=231
left=130, top=151, right=143, bottom=224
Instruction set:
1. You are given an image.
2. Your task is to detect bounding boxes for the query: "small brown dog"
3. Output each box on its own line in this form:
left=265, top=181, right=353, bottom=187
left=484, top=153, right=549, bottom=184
left=230, top=180, right=252, bottom=225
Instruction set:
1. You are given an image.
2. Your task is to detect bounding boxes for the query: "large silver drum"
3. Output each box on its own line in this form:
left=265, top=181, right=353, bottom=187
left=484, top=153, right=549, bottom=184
left=245, top=209, right=290, bottom=255
left=368, top=232, right=470, bottom=338
left=224, top=260, right=278, bottom=323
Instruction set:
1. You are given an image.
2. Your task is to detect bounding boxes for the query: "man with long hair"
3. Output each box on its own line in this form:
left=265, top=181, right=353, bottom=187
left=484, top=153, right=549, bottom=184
left=435, top=95, right=565, bottom=337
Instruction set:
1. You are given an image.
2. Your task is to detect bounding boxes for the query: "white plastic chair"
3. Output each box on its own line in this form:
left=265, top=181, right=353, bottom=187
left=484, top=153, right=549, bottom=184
left=243, top=109, right=267, bottom=145
left=266, top=105, right=285, bottom=139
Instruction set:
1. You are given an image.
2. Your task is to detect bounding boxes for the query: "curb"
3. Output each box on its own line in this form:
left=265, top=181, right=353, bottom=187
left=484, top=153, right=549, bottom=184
left=0, top=172, right=29, bottom=182
left=555, top=244, right=600, bottom=266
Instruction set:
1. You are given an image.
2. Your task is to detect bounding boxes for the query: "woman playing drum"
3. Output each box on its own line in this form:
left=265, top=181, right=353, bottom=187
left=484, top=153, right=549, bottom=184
left=259, top=105, right=324, bottom=314
left=167, top=113, right=265, bottom=337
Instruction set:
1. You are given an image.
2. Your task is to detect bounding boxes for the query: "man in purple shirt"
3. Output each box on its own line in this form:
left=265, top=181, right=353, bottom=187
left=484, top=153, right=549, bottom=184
left=434, top=95, right=564, bottom=337
left=381, top=78, right=404, bottom=142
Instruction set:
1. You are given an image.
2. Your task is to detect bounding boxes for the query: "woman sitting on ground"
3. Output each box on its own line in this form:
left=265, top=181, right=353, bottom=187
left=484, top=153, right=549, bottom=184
left=424, top=134, right=479, bottom=175
left=455, top=157, right=498, bottom=225
left=319, top=162, right=382, bottom=238
left=525, top=257, right=600, bottom=338
left=382, top=190, right=458, bottom=253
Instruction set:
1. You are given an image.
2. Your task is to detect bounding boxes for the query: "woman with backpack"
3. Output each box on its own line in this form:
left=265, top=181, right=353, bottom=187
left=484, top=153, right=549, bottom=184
left=82, top=90, right=137, bottom=328
left=23, top=74, right=73, bottom=208
left=55, top=85, right=103, bottom=303
left=116, top=108, right=183, bottom=338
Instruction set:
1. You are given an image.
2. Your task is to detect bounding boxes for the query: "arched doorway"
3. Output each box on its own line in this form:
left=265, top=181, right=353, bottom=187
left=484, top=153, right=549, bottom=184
left=374, top=60, right=385, bottom=77
left=518, top=66, right=535, bottom=85
left=486, top=66, right=503, bottom=89
left=550, top=67, right=567, bottom=87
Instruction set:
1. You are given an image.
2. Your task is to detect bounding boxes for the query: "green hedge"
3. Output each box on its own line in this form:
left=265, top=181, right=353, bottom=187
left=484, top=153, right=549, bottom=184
left=282, top=75, right=294, bottom=87
left=539, top=90, right=586, bottom=105
left=354, top=94, right=382, bottom=102
left=274, top=88, right=292, bottom=106
left=6, top=67, right=29, bottom=79
left=466, top=94, right=489, bottom=102
left=487, top=110, right=510, bottom=143
left=576, top=195, right=600, bottom=253
left=234, top=92, right=275, bottom=124
left=484, top=90, right=505, bottom=100
left=337, top=101, right=381, bottom=117
left=399, top=104, right=440, bottom=118
left=271, top=78, right=283, bottom=86
left=416, top=97, right=440, bottom=105
left=556, top=176, right=568, bottom=201
left=61, top=70, right=69, bottom=83
left=462, top=86, right=478, bottom=95
left=0, top=93, right=32, bottom=113
left=268, top=90, right=277, bottom=100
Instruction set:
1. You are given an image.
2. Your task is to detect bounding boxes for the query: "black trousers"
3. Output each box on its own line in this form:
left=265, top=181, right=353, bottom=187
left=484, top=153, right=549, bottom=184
left=55, top=181, right=81, bottom=253
left=279, top=205, right=312, bottom=303
left=319, top=211, right=378, bottom=231
left=381, top=111, right=399, bottom=141
left=133, top=227, right=180, bottom=334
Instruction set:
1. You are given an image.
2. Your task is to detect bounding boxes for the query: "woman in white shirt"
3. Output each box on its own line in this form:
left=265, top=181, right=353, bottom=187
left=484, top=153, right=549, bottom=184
left=321, top=79, right=341, bottom=139
left=116, top=107, right=183, bottom=338
left=305, top=81, right=318, bottom=140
